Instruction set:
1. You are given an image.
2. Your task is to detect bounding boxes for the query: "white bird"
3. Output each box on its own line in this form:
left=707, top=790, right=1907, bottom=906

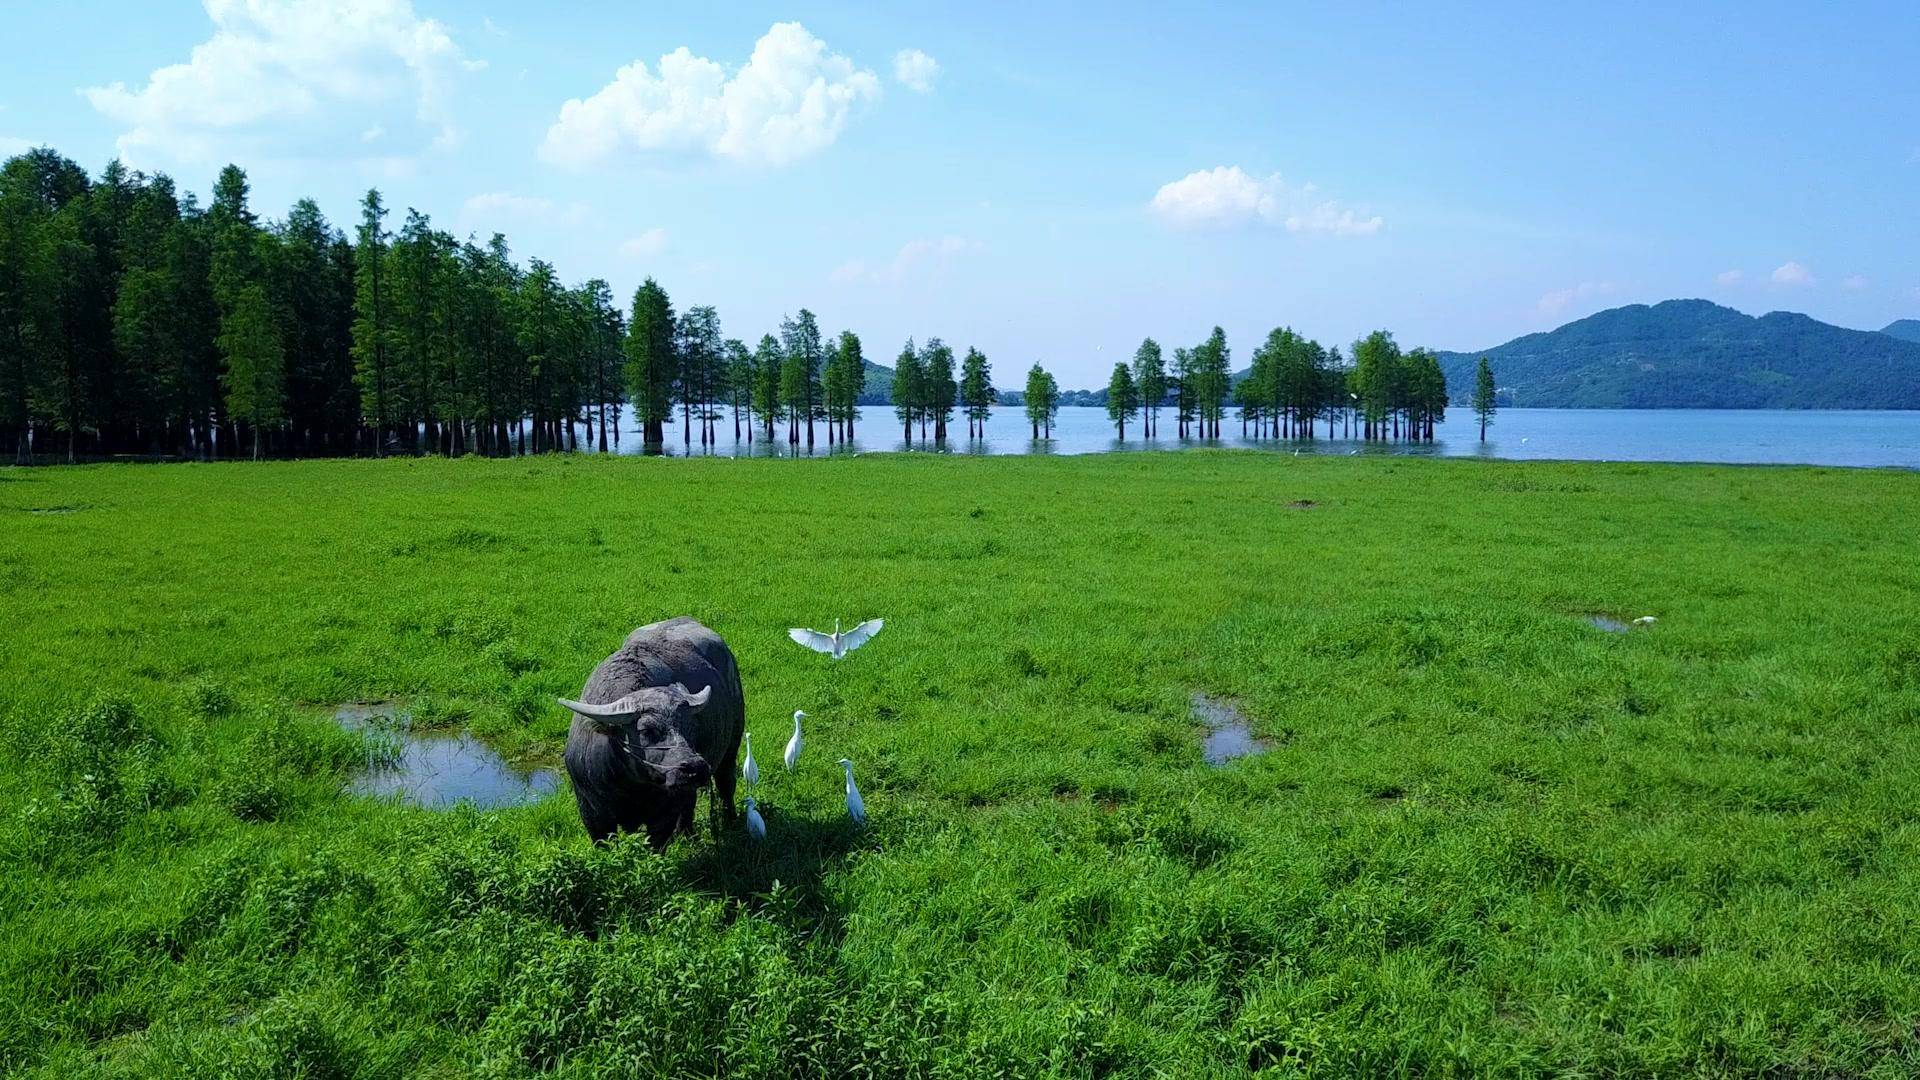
left=744, top=796, right=767, bottom=841
left=788, top=618, right=884, bottom=659
left=741, top=732, right=759, bottom=789
left=838, top=758, right=867, bottom=827
left=1633, top=615, right=1657, bottom=626
left=784, top=710, right=806, bottom=770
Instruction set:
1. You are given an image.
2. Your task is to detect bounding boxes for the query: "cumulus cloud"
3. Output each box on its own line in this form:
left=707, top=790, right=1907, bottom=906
left=459, top=191, right=589, bottom=228
left=619, top=228, right=669, bottom=258
left=541, top=22, right=882, bottom=169
left=1149, top=166, right=1382, bottom=236
left=1771, top=260, right=1814, bottom=286
left=1841, top=274, right=1869, bottom=291
left=1716, top=269, right=1744, bottom=286
left=1538, top=281, right=1620, bottom=317
left=82, top=0, right=480, bottom=167
left=830, top=236, right=981, bottom=285
left=893, top=49, right=939, bottom=93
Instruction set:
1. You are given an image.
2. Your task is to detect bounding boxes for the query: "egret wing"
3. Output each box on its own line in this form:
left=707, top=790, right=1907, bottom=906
left=789, top=627, right=837, bottom=654
left=840, top=619, right=884, bottom=653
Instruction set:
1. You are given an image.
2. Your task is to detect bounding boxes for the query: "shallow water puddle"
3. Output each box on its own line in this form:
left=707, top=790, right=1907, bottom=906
left=1192, top=692, right=1271, bottom=765
left=1586, top=615, right=1631, bottom=633
left=334, top=704, right=558, bottom=808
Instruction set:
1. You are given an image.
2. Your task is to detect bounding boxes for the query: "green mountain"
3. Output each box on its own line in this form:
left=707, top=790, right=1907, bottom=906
left=1435, top=300, right=1920, bottom=408
left=1881, top=319, right=1920, bottom=344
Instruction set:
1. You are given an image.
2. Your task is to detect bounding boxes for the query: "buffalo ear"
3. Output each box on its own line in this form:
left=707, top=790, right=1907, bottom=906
left=680, top=684, right=713, bottom=711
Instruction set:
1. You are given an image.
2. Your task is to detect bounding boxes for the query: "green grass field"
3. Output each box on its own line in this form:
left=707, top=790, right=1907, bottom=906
left=3, top=452, right=1918, bottom=1077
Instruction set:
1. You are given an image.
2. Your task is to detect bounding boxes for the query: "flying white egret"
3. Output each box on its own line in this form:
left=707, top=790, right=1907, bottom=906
left=838, top=758, right=867, bottom=826
left=744, top=796, right=767, bottom=841
left=788, top=618, right=884, bottom=659
left=741, top=733, right=759, bottom=789
left=785, top=710, right=806, bottom=770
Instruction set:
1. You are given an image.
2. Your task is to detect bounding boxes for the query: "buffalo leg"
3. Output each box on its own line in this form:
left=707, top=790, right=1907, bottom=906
left=713, top=744, right=739, bottom=822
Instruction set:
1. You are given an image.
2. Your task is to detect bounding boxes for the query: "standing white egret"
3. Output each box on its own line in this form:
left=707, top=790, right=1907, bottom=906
left=838, top=758, right=867, bottom=826
left=741, top=732, right=759, bottom=789
left=744, top=796, right=767, bottom=841
left=785, top=710, right=806, bottom=770
left=788, top=618, right=884, bottom=659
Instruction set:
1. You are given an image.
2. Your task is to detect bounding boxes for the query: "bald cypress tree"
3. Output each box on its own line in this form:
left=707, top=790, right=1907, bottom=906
left=623, top=278, right=675, bottom=447
left=1473, top=356, right=1497, bottom=441
left=351, top=189, right=394, bottom=454
left=922, top=337, right=956, bottom=442
left=892, top=339, right=924, bottom=445
left=219, top=284, right=284, bottom=459
left=752, top=334, right=782, bottom=443
left=1106, top=362, right=1138, bottom=439
left=1132, top=338, right=1164, bottom=438
left=959, top=345, right=992, bottom=437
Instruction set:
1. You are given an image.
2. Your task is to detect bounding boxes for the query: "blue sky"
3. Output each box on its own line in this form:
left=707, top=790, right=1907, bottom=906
left=2, top=1, right=1916, bottom=386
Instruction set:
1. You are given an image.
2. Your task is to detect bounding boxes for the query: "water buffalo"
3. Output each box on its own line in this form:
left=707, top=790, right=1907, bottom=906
left=557, top=617, right=745, bottom=848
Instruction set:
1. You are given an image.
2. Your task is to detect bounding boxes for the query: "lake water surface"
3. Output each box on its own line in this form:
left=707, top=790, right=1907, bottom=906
left=607, top=407, right=1920, bottom=468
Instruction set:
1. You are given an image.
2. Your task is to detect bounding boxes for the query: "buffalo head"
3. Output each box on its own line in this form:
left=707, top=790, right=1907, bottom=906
left=557, top=684, right=714, bottom=790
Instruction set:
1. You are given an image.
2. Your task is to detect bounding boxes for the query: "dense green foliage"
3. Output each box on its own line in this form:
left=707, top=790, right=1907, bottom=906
left=2, top=454, right=1918, bottom=1076
left=1023, top=362, right=1059, bottom=437
left=1105, top=362, right=1138, bottom=438
left=0, top=148, right=960, bottom=462
left=1436, top=300, right=1920, bottom=409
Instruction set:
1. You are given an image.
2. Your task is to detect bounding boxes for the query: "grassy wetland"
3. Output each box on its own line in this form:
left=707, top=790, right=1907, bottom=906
left=3, top=452, right=1919, bottom=1077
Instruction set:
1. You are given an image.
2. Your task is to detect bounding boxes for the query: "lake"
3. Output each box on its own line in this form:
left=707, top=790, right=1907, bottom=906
left=602, top=407, right=1920, bottom=468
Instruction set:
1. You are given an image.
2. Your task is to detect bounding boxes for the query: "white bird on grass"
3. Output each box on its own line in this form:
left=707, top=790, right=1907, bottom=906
left=838, top=758, right=867, bottom=827
left=789, top=618, right=884, bottom=659
left=1633, top=615, right=1658, bottom=626
left=741, top=732, right=759, bottom=789
left=785, top=710, right=806, bottom=770
left=744, top=796, right=767, bottom=841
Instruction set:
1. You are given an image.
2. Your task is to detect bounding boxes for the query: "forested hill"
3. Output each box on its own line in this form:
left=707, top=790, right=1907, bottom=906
left=1435, top=300, right=1920, bottom=408
left=1881, top=319, right=1920, bottom=344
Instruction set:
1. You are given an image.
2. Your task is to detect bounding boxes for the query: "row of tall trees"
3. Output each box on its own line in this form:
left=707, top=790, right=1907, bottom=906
left=2, top=149, right=1493, bottom=462
left=0, top=148, right=649, bottom=461
left=0, top=148, right=886, bottom=462
left=1103, top=327, right=1473, bottom=443
left=888, top=338, right=994, bottom=445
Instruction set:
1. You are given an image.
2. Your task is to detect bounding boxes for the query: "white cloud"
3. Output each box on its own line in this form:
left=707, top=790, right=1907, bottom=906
left=459, top=191, right=589, bottom=229
left=1716, top=269, right=1744, bottom=286
left=1149, top=166, right=1382, bottom=236
left=1771, top=260, right=1814, bottom=286
left=83, top=0, right=479, bottom=168
left=0, top=136, right=35, bottom=157
left=541, top=22, right=882, bottom=169
left=619, top=228, right=669, bottom=258
left=1841, top=274, right=1869, bottom=291
left=893, top=49, right=939, bottom=93
left=1538, top=281, right=1620, bottom=317
left=831, top=235, right=981, bottom=285
left=481, top=16, right=507, bottom=38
